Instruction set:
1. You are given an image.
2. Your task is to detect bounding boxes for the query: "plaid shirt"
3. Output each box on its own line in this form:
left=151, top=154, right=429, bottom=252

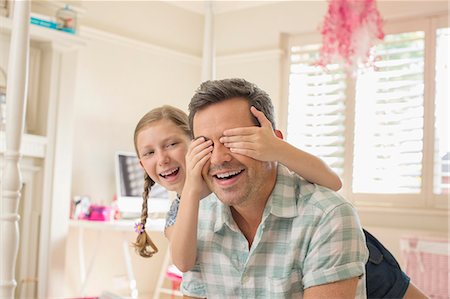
left=181, top=165, right=368, bottom=298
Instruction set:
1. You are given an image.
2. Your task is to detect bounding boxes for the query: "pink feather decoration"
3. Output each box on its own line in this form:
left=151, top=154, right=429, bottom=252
left=318, top=0, right=384, bottom=71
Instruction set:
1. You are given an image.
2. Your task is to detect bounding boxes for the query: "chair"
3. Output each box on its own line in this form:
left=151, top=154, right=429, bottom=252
left=400, top=236, right=449, bottom=299
left=165, top=265, right=183, bottom=299
left=153, top=250, right=183, bottom=299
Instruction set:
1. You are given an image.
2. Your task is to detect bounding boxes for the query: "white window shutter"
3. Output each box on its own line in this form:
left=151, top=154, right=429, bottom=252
left=353, top=32, right=425, bottom=193
left=287, top=44, right=347, bottom=178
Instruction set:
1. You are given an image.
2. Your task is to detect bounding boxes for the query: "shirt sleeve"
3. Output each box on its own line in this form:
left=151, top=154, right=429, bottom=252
left=180, top=263, right=207, bottom=298
left=164, top=197, right=180, bottom=231
left=302, top=202, right=369, bottom=289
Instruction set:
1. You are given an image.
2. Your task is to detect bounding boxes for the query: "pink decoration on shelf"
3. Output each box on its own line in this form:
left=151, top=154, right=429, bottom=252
left=88, top=204, right=113, bottom=221
left=318, top=0, right=384, bottom=71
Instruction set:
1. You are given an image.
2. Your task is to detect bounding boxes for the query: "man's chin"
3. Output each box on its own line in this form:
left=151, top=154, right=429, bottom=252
left=211, top=189, right=241, bottom=205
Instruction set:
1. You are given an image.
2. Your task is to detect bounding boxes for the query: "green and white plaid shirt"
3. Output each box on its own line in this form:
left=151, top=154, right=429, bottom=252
left=181, top=165, right=368, bottom=298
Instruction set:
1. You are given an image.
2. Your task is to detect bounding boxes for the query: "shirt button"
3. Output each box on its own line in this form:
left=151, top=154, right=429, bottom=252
left=242, top=274, right=249, bottom=284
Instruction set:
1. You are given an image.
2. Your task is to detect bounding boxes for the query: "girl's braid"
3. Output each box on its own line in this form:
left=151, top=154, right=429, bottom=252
left=133, top=173, right=158, bottom=257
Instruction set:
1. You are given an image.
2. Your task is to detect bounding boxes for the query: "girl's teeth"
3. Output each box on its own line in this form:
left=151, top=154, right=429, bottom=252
left=161, top=168, right=178, bottom=177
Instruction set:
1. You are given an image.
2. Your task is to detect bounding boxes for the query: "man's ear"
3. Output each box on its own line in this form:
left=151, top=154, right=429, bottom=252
left=275, top=130, right=284, bottom=140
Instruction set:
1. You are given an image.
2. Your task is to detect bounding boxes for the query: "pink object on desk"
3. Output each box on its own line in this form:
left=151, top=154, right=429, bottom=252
left=87, top=205, right=113, bottom=221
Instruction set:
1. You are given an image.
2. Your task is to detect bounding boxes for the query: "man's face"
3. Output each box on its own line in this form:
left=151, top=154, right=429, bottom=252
left=192, top=97, right=276, bottom=207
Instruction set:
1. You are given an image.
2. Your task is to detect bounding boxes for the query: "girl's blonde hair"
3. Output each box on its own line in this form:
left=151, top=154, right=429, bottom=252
left=132, top=105, right=190, bottom=257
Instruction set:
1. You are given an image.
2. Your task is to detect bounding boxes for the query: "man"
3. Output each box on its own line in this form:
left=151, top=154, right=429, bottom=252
left=181, top=78, right=368, bottom=298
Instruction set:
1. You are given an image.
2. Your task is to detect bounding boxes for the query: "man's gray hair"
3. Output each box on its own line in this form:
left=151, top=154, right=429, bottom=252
left=188, top=78, right=275, bottom=137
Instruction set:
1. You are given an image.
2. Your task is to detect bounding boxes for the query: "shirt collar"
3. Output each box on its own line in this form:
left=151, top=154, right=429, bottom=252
left=214, top=200, right=234, bottom=232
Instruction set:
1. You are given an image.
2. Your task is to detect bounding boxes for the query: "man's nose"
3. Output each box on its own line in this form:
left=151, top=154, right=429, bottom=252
left=210, top=142, right=232, bottom=166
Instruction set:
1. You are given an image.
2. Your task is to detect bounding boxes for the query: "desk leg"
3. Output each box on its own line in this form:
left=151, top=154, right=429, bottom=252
left=122, top=237, right=138, bottom=299
left=79, top=228, right=101, bottom=296
left=78, top=226, right=86, bottom=285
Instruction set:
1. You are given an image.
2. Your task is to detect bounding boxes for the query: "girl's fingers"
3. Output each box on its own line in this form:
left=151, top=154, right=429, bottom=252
left=197, top=151, right=212, bottom=167
left=220, top=135, right=252, bottom=144
left=250, top=106, right=272, bottom=129
left=223, top=126, right=257, bottom=136
left=191, top=136, right=210, bottom=147
left=223, top=141, right=255, bottom=151
left=188, top=142, right=213, bottom=168
left=193, top=140, right=213, bottom=154
left=221, top=132, right=262, bottom=144
left=229, top=147, right=256, bottom=158
left=189, top=138, right=212, bottom=155
left=196, top=145, right=213, bottom=160
left=189, top=145, right=212, bottom=164
left=222, top=107, right=272, bottom=138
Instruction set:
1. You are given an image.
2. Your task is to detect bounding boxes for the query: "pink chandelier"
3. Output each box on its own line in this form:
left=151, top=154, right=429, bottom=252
left=318, top=0, right=385, bottom=71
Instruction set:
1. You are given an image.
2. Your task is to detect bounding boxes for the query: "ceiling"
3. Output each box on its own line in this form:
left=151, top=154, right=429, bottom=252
left=163, top=0, right=282, bottom=15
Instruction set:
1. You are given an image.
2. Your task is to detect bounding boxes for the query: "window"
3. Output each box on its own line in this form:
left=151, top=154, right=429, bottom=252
left=353, top=31, right=425, bottom=194
left=287, top=44, right=346, bottom=178
left=286, top=15, right=449, bottom=209
left=434, top=27, right=450, bottom=196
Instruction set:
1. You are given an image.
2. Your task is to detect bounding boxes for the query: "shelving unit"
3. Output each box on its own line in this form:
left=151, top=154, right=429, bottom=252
left=0, top=15, right=85, bottom=49
left=0, top=10, right=85, bottom=298
left=0, top=132, right=47, bottom=158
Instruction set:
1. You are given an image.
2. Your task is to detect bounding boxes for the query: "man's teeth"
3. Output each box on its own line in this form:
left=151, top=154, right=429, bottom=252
left=160, top=168, right=178, bottom=177
left=216, top=170, right=242, bottom=179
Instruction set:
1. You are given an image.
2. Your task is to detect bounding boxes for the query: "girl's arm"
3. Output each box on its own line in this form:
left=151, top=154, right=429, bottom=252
left=220, top=106, right=342, bottom=191
left=168, top=137, right=212, bottom=272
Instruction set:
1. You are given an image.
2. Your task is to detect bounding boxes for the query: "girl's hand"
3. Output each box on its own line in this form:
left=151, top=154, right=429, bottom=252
left=220, top=106, right=282, bottom=162
left=184, top=137, right=212, bottom=199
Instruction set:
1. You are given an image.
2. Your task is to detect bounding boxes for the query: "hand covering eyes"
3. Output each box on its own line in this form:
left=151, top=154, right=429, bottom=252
left=194, top=136, right=214, bottom=147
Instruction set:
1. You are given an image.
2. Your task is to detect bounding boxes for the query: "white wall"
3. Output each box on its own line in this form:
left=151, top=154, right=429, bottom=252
left=71, top=3, right=202, bottom=202
left=80, top=1, right=203, bottom=56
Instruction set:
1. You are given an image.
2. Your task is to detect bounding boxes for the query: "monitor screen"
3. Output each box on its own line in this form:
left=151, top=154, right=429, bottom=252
left=115, top=151, right=170, bottom=219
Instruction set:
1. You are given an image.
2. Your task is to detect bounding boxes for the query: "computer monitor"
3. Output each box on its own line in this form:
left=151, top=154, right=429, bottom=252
left=114, top=151, right=170, bottom=219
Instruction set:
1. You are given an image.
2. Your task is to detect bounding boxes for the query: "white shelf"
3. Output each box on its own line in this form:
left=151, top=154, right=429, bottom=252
left=0, top=132, right=47, bottom=158
left=0, top=15, right=85, bottom=50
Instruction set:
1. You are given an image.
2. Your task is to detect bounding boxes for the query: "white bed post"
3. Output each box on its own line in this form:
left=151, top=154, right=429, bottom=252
left=0, top=1, right=30, bottom=298
left=201, top=1, right=215, bottom=82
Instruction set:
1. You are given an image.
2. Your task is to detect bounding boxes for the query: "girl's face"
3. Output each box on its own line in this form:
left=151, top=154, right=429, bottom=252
left=136, top=118, right=190, bottom=195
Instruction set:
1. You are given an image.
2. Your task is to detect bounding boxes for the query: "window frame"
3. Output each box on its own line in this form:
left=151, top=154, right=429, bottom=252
left=283, top=14, right=449, bottom=212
